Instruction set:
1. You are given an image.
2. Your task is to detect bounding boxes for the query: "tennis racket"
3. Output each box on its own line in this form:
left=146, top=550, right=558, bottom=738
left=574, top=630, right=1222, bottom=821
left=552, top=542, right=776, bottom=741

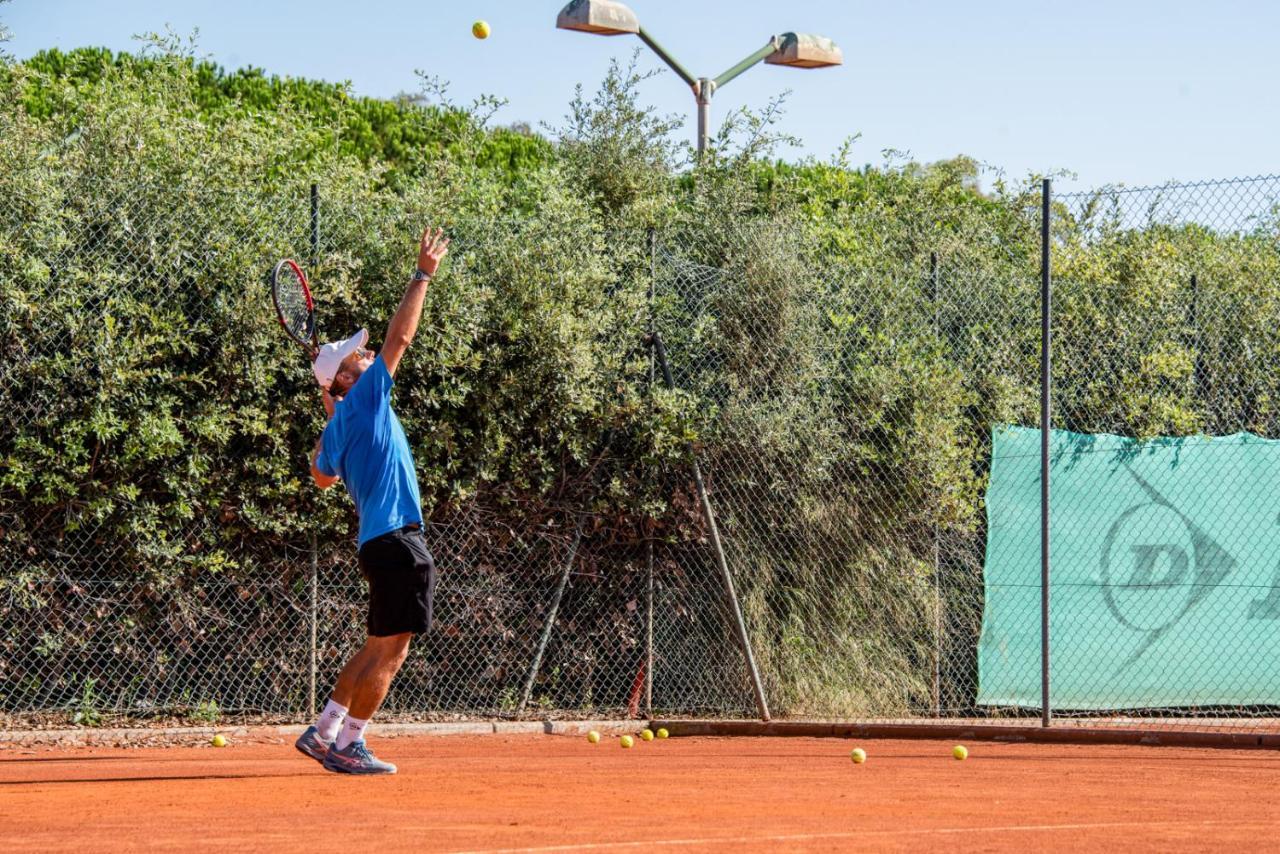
left=271, top=258, right=318, bottom=359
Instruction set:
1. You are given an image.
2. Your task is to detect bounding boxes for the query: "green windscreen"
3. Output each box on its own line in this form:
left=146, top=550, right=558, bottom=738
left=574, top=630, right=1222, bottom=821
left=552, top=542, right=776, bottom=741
left=978, top=426, right=1280, bottom=709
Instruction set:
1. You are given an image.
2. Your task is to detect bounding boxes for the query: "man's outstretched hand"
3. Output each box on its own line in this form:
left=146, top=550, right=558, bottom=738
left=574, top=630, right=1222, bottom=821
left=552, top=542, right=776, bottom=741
left=382, top=226, right=451, bottom=378
left=417, top=226, right=451, bottom=278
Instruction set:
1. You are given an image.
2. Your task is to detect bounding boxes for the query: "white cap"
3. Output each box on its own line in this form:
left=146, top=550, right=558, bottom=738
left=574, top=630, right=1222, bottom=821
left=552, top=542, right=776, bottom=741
left=312, top=328, right=369, bottom=389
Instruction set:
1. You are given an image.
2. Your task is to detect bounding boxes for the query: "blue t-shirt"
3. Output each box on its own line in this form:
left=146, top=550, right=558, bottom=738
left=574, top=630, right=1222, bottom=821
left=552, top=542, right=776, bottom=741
left=314, top=355, right=423, bottom=546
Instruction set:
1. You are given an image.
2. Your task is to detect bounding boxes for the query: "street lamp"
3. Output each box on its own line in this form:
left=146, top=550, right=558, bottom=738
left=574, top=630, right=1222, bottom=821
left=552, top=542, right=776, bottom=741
left=556, top=0, right=842, bottom=156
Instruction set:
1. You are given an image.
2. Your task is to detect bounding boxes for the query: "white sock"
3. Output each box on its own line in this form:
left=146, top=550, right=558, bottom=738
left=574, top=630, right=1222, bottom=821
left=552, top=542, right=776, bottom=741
left=314, top=699, right=348, bottom=742
left=335, top=715, right=369, bottom=751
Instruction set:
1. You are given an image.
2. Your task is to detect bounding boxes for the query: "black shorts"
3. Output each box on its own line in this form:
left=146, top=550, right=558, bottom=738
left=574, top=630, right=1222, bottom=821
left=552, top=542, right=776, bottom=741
left=357, top=524, right=436, bottom=637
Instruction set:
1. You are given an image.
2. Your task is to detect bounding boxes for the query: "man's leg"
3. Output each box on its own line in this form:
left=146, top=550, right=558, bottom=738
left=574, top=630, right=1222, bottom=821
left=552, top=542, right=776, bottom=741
left=341, top=632, right=412, bottom=729
left=296, top=643, right=373, bottom=762
left=329, top=642, right=380, bottom=709
left=322, top=633, right=411, bottom=774
left=322, top=527, right=432, bottom=774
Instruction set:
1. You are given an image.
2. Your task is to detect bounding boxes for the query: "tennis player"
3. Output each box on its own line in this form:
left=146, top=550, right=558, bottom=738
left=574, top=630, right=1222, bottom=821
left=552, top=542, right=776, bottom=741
left=294, top=226, right=450, bottom=775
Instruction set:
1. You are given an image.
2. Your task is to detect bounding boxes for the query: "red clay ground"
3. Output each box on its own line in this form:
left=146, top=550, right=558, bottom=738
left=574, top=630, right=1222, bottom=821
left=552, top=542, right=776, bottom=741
left=2, top=734, right=1278, bottom=852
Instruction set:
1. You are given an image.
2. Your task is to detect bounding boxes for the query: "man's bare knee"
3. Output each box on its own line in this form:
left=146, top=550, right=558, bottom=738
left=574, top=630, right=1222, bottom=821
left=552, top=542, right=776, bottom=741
left=366, top=632, right=412, bottom=666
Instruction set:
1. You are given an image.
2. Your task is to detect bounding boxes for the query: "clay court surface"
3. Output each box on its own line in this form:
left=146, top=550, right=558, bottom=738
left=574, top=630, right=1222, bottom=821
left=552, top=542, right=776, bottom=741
left=2, top=733, right=1279, bottom=852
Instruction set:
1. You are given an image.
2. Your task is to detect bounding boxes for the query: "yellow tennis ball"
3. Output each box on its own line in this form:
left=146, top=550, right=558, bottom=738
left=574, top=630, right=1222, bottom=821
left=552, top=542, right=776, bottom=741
left=472, top=20, right=490, bottom=39
left=640, top=728, right=654, bottom=741
left=952, top=744, right=968, bottom=760
left=656, top=727, right=669, bottom=739
left=850, top=747, right=866, bottom=764
left=620, top=735, right=634, bottom=749
left=211, top=734, right=227, bottom=747
left=587, top=730, right=600, bottom=744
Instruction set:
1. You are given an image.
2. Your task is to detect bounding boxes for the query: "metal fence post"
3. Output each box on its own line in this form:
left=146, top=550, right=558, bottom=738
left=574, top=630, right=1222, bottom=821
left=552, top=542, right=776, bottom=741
left=309, top=183, right=320, bottom=265
left=1040, top=178, right=1052, bottom=728
left=308, top=182, right=320, bottom=718
left=649, top=330, right=771, bottom=722
left=645, top=228, right=656, bottom=718
left=1190, top=273, right=1204, bottom=407
left=516, top=520, right=584, bottom=715
left=929, top=250, right=942, bottom=717
left=309, top=532, right=318, bottom=716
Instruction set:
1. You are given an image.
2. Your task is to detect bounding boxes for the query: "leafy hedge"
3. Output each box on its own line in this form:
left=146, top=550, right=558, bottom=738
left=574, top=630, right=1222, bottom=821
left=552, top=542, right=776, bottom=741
left=2, top=39, right=1277, bottom=719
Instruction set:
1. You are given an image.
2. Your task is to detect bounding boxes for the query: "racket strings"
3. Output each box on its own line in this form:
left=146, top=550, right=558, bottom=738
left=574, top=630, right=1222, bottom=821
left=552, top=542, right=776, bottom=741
left=275, top=263, right=314, bottom=342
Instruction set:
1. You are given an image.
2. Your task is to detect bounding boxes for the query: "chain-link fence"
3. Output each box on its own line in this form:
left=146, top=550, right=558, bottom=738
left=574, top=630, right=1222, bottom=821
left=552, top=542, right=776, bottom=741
left=0, top=175, right=662, bottom=726
left=649, top=175, right=1280, bottom=732
left=1040, top=177, right=1280, bottom=729
left=652, top=210, right=1038, bottom=724
left=3, top=173, right=1280, bottom=733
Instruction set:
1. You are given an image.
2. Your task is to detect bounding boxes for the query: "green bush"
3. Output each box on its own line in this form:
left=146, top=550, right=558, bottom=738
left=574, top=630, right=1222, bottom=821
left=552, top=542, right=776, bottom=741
left=2, top=37, right=1276, bottom=720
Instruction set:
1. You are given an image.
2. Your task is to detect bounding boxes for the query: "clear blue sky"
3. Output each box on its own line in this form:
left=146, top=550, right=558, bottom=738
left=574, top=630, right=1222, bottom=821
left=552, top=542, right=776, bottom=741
left=4, top=0, right=1277, bottom=191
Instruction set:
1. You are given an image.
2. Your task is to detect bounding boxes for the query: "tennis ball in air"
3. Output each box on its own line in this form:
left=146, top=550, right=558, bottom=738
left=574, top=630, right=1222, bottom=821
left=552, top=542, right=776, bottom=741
left=640, top=728, right=655, bottom=741
left=211, top=734, right=227, bottom=747
left=587, top=730, right=601, bottom=744
left=850, top=747, right=867, bottom=764
left=952, top=744, right=968, bottom=761
left=656, top=727, right=669, bottom=739
left=472, top=20, right=490, bottom=39
left=620, top=735, right=634, bottom=749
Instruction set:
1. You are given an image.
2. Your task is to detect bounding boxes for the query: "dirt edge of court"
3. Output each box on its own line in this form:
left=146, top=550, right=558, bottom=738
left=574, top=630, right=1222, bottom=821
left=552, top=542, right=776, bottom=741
left=654, top=719, right=1280, bottom=750
left=7, top=717, right=1280, bottom=751
left=0, top=718, right=641, bottom=749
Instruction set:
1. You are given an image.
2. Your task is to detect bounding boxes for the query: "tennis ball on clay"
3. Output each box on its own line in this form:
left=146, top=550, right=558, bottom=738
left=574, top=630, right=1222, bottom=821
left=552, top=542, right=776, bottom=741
left=620, top=735, right=634, bottom=749
left=656, top=727, right=669, bottom=739
left=472, top=20, right=490, bottom=39
left=211, top=734, right=227, bottom=747
left=952, top=744, right=968, bottom=761
left=640, top=728, right=655, bottom=741
left=587, top=730, right=601, bottom=744
left=850, top=747, right=866, bottom=764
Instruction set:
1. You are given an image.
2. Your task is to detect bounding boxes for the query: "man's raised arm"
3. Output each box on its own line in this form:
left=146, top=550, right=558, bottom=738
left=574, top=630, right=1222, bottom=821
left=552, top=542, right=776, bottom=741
left=381, top=226, right=450, bottom=377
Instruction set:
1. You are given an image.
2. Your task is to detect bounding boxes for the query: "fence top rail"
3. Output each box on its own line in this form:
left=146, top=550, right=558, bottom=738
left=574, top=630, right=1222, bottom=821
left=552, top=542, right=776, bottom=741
left=1056, top=173, right=1280, bottom=202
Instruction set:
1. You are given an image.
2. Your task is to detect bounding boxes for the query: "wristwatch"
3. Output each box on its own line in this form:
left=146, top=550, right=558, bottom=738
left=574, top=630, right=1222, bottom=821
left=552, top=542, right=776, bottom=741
left=412, top=268, right=432, bottom=283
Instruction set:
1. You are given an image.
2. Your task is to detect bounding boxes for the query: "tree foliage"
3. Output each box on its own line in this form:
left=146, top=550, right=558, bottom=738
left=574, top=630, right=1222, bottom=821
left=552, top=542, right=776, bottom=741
left=16, top=46, right=553, bottom=189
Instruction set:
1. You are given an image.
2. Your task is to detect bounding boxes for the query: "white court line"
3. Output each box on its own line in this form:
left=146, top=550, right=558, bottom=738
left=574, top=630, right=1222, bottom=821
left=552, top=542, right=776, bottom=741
left=449, top=818, right=1265, bottom=854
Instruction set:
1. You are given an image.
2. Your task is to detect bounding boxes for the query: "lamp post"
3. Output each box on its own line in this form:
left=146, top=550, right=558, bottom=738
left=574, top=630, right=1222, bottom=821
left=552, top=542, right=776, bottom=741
left=556, top=0, right=842, bottom=156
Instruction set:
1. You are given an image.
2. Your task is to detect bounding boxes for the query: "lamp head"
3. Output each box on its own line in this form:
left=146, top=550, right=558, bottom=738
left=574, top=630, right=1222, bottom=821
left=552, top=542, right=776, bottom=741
left=556, top=0, right=640, bottom=35
left=766, top=32, right=843, bottom=69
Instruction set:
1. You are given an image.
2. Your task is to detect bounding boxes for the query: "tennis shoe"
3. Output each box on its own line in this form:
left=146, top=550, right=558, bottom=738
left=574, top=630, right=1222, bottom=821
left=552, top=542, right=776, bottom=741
left=293, top=725, right=332, bottom=764
left=322, top=739, right=397, bottom=775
